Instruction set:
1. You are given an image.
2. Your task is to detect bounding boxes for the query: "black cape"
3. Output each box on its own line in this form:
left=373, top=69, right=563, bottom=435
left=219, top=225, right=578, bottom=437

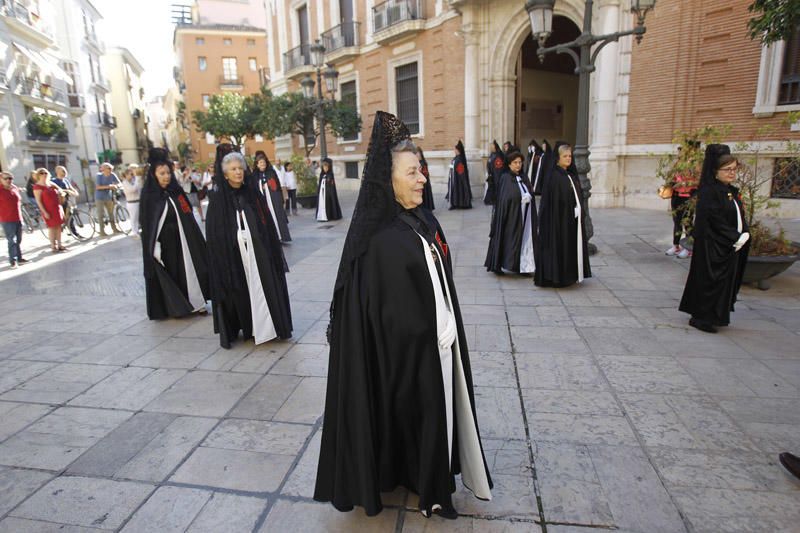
left=316, top=169, right=343, bottom=221
left=140, top=184, right=210, bottom=320
left=534, top=166, right=592, bottom=287
left=256, top=168, right=291, bottom=242
left=206, top=179, right=292, bottom=349
left=420, top=157, right=435, bottom=210
left=679, top=181, right=749, bottom=326
left=447, top=155, right=472, bottom=209
left=485, top=171, right=538, bottom=274
left=314, top=206, right=492, bottom=517
left=484, top=151, right=505, bottom=206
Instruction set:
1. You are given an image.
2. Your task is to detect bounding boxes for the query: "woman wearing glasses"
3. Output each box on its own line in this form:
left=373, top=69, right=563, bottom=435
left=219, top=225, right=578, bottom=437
left=679, top=144, right=750, bottom=333
left=32, top=168, right=67, bottom=252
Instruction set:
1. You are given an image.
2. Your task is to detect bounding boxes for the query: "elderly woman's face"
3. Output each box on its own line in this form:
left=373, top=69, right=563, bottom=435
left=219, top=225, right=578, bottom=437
left=509, top=157, right=524, bottom=174
left=224, top=159, right=245, bottom=188
left=155, top=165, right=172, bottom=189
left=557, top=148, right=572, bottom=169
left=391, top=151, right=425, bottom=210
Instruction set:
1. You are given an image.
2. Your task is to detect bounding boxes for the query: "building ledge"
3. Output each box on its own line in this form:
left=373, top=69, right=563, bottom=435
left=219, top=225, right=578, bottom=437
left=18, top=93, right=68, bottom=112
left=373, top=19, right=426, bottom=46
left=21, top=139, right=78, bottom=150
left=326, top=46, right=361, bottom=65
left=752, top=103, right=800, bottom=118
left=284, top=64, right=315, bottom=81
left=2, top=14, right=55, bottom=48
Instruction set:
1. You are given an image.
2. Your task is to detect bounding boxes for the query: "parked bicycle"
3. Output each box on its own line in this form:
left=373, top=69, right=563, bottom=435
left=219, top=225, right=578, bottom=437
left=93, top=188, right=131, bottom=235
left=20, top=201, right=43, bottom=234
left=62, top=198, right=96, bottom=241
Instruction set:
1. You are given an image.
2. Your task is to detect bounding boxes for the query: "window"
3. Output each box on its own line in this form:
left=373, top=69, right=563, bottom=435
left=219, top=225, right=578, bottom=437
left=196, top=37, right=205, bottom=45
left=254, top=134, right=264, bottom=142
left=247, top=38, right=256, bottom=46
left=771, top=157, right=800, bottom=198
left=32, top=154, right=67, bottom=176
left=340, top=80, right=358, bottom=141
left=198, top=56, right=207, bottom=71
left=779, top=27, right=800, bottom=105
left=88, top=55, right=96, bottom=82
left=62, top=61, right=79, bottom=94
left=345, top=161, right=359, bottom=179
left=205, top=132, right=216, bottom=144
left=249, top=58, right=257, bottom=71
left=395, top=62, right=419, bottom=134
left=223, top=38, right=232, bottom=46
left=222, top=57, right=237, bottom=80
left=202, top=94, right=210, bottom=108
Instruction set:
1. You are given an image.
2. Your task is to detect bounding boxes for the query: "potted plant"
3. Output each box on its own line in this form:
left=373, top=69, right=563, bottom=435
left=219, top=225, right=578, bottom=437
left=291, top=154, right=318, bottom=209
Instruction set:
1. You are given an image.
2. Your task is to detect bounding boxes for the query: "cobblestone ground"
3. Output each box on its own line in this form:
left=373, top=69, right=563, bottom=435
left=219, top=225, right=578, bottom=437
left=0, top=192, right=798, bottom=533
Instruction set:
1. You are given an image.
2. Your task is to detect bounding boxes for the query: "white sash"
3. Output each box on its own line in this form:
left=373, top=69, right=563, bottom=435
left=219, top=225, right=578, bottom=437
left=516, top=177, right=535, bottom=274
left=262, top=181, right=283, bottom=241
left=566, top=174, right=585, bottom=283
left=235, top=210, right=277, bottom=344
left=316, top=177, right=328, bottom=222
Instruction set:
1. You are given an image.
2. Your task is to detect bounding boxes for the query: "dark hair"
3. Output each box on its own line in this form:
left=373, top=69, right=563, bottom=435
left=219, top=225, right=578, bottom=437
left=506, top=150, right=524, bottom=165
left=716, top=154, right=738, bottom=170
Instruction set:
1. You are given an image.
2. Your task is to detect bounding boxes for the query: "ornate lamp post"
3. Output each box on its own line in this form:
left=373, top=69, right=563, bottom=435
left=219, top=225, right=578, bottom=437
left=300, top=39, right=339, bottom=161
left=525, top=0, right=656, bottom=252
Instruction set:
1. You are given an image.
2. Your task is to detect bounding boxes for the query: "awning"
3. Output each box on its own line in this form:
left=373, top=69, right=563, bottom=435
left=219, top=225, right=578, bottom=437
left=12, top=42, right=74, bottom=86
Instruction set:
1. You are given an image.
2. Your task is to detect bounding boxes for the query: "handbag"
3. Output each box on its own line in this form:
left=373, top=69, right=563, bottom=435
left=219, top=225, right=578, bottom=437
left=658, top=185, right=673, bottom=199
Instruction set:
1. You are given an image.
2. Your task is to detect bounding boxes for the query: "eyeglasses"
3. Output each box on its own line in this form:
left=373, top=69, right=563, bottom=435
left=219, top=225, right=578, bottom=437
left=2, top=177, right=12, bottom=182
left=718, top=167, right=738, bottom=174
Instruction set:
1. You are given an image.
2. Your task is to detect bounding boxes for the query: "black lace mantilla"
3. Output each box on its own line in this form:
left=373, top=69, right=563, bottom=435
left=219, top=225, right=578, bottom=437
left=699, top=144, right=731, bottom=188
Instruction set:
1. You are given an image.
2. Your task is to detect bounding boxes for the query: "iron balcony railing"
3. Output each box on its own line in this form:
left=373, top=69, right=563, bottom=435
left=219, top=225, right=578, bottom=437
left=67, top=93, right=85, bottom=109
left=15, top=76, right=66, bottom=104
left=372, top=0, right=424, bottom=33
left=219, top=75, right=243, bottom=87
left=100, top=111, right=117, bottom=128
left=321, top=21, right=360, bottom=52
left=283, top=43, right=311, bottom=72
left=27, top=130, right=68, bottom=142
left=0, top=0, right=55, bottom=38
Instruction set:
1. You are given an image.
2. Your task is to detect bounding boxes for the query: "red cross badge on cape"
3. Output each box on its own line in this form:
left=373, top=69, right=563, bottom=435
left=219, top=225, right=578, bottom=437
left=435, top=231, right=449, bottom=260
left=456, top=162, right=465, bottom=175
left=493, top=157, right=504, bottom=169
left=178, top=195, right=191, bottom=214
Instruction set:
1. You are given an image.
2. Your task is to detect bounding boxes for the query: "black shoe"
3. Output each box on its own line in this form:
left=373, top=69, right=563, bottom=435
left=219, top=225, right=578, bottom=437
left=689, top=318, right=717, bottom=333
left=779, top=452, right=800, bottom=480
left=17, top=258, right=29, bottom=264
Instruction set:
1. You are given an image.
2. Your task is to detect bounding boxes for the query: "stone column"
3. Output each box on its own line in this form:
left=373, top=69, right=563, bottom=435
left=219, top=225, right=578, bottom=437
left=463, top=19, right=482, bottom=187
left=589, top=0, right=622, bottom=208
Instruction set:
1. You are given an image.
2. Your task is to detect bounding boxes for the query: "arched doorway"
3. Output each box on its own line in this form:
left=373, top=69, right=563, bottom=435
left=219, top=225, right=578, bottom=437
left=515, top=16, right=580, bottom=146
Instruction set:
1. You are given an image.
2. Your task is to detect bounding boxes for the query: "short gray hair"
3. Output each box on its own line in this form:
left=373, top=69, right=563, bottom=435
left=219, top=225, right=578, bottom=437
left=391, top=139, right=418, bottom=154
left=221, top=151, right=246, bottom=172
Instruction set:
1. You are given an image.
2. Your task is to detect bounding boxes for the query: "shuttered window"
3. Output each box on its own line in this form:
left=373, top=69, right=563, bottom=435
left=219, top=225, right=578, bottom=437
left=779, top=26, right=800, bottom=105
left=395, top=62, right=419, bottom=134
left=340, top=80, right=358, bottom=141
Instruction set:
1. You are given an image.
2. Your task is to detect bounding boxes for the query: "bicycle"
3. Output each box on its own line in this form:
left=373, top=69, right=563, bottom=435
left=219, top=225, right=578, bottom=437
left=93, top=188, right=131, bottom=235
left=20, top=201, right=43, bottom=234
left=62, top=197, right=96, bottom=241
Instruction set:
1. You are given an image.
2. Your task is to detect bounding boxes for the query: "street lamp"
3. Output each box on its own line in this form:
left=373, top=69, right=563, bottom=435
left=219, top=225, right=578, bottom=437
left=527, top=0, right=656, bottom=253
left=303, top=39, right=339, bottom=161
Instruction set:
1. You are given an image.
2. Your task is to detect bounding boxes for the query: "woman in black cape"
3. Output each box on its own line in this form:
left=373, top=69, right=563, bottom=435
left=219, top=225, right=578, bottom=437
left=314, top=111, right=492, bottom=519
left=418, top=147, right=435, bottom=210
left=532, top=140, right=552, bottom=198
left=446, top=140, right=472, bottom=209
left=485, top=151, right=537, bottom=275
left=679, top=144, right=750, bottom=333
left=205, top=145, right=292, bottom=348
left=315, top=158, right=343, bottom=222
left=534, top=142, right=591, bottom=288
left=140, top=148, right=209, bottom=320
left=253, top=151, right=291, bottom=243
left=484, top=140, right=504, bottom=205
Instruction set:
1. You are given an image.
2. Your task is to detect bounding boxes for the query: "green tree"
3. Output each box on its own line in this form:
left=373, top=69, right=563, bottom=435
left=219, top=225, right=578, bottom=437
left=748, top=0, right=800, bottom=45
left=191, top=92, right=262, bottom=147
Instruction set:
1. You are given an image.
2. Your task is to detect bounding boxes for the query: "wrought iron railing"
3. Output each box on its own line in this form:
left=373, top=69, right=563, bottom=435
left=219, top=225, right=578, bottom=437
left=67, top=93, right=85, bottom=108
left=321, top=21, right=360, bottom=52
left=100, top=112, right=117, bottom=128
left=15, top=76, right=66, bottom=104
left=219, top=75, right=243, bottom=87
left=283, top=43, right=312, bottom=72
left=372, top=0, right=424, bottom=33
left=0, top=0, right=55, bottom=38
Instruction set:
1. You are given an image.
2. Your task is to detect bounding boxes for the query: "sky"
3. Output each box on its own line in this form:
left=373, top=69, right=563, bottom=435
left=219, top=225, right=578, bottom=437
left=92, top=0, right=178, bottom=101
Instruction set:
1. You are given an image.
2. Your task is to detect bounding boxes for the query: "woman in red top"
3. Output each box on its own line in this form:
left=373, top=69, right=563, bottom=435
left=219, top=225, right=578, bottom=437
left=32, top=168, right=67, bottom=252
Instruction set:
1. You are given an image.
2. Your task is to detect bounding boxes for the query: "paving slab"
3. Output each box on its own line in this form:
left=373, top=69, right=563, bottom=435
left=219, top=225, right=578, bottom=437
left=0, top=466, right=53, bottom=517
left=143, top=370, right=259, bottom=417
left=259, top=499, right=398, bottom=532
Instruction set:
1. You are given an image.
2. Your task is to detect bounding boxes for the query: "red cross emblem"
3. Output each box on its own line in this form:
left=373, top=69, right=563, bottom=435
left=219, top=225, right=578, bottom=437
left=435, top=231, right=449, bottom=260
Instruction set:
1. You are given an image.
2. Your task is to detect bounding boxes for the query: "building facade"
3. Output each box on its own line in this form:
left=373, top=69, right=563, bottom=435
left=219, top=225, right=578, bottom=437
left=261, top=0, right=799, bottom=215
left=103, top=47, right=148, bottom=165
left=173, top=2, right=274, bottom=165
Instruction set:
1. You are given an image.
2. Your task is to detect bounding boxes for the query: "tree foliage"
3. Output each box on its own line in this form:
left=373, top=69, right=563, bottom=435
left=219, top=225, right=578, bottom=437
left=191, top=93, right=261, bottom=147
left=748, top=0, right=800, bottom=45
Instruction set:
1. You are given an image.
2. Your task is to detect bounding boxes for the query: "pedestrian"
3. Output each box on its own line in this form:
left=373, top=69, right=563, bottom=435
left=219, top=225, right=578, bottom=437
left=0, top=171, right=28, bottom=268
left=95, top=162, right=121, bottom=236
left=503, top=140, right=513, bottom=155
left=51, top=166, right=80, bottom=218
left=206, top=147, right=293, bottom=349
left=314, top=111, right=493, bottom=518
left=531, top=140, right=552, bottom=197
left=665, top=142, right=701, bottom=259
left=485, top=150, right=537, bottom=275
left=120, top=165, right=142, bottom=236
left=315, top=158, right=342, bottom=222
left=484, top=140, right=504, bottom=205
left=282, top=161, right=298, bottom=215
left=190, top=166, right=205, bottom=222
left=417, top=147, right=435, bottom=210
left=534, top=142, right=592, bottom=288
left=140, top=148, right=209, bottom=320
left=447, top=140, right=472, bottom=209
left=679, top=145, right=749, bottom=333
left=32, top=168, right=67, bottom=253
left=253, top=151, right=291, bottom=243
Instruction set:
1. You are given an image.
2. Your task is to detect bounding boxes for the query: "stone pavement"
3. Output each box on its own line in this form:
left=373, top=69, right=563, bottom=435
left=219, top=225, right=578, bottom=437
left=0, top=192, right=798, bottom=533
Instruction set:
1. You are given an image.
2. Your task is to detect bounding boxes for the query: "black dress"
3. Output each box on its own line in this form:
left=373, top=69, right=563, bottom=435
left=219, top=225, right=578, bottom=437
left=140, top=185, right=209, bottom=320
left=206, top=177, right=292, bottom=349
left=316, top=169, right=343, bottom=221
left=485, top=171, right=537, bottom=274
left=447, top=142, right=472, bottom=209
left=679, top=181, right=749, bottom=326
left=484, top=149, right=504, bottom=205
left=534, top=165, right=591, bottom=287
left=420, top=157, right=435, bottom=211
left=256, top=168, right=291, bottom=242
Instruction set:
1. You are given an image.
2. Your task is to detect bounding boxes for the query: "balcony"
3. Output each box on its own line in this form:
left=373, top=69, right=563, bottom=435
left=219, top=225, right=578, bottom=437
left=99, top=112, right=117, bottom=129
left=0, top=0, right=56, bottom=47
left=321, top=21, right=361, bottom=64
left=89, top=75, right=111, bottom=93
left=372, top=0, right=425, bottom=45
left=282, top=43, right=314, bottom=79
left=219, top=75, right=244, bottom=90
left=67, top=93, right=86, bottom=115
left=84, top=29, right=105, bottom=54
left=15, top=76, right=68, bottom=110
